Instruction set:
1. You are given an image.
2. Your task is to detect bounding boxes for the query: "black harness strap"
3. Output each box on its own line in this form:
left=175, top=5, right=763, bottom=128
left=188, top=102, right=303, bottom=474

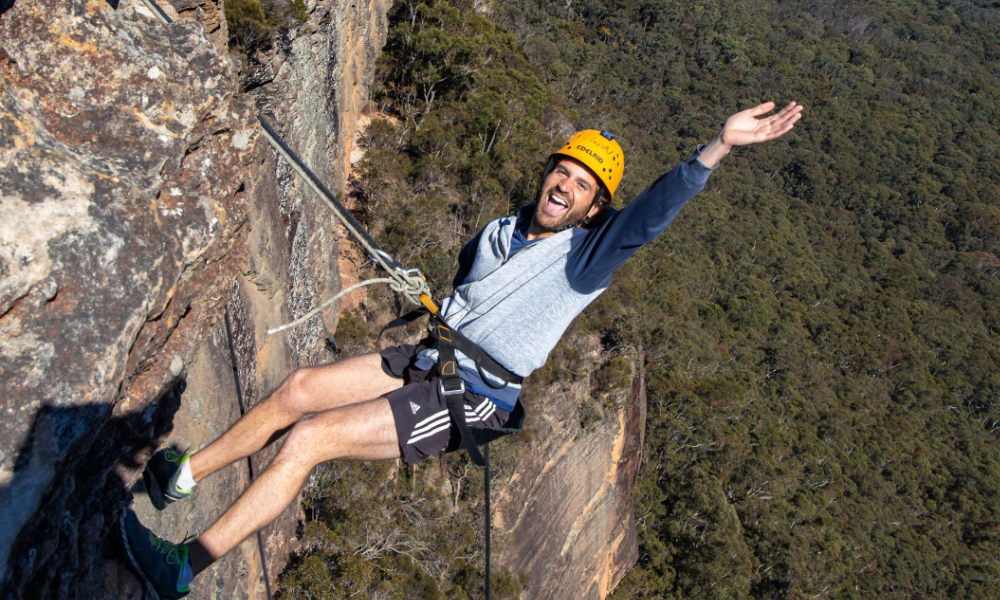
left=380, top=310, right=521, bottom=599
left=384, top=309, right=523, bottom=388
left=446, top=396, right=487, bottom=465
left=435, top=320, right=488, bottom=465
left=484, top=441, right=492, bottom=600
left=436, top=321, right=466, bottom=394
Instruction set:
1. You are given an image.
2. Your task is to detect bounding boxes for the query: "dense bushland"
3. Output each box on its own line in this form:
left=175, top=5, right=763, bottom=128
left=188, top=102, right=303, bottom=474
left=488, top=1, right=1000, bottom=597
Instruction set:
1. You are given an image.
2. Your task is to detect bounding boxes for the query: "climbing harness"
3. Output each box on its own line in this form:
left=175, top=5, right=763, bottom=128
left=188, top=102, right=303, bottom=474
left=384, top=307, right=526, bottom=467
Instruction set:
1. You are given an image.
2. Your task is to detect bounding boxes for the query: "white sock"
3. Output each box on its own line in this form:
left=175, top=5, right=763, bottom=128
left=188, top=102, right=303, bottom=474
left=175, top=457, right=197, bottom=491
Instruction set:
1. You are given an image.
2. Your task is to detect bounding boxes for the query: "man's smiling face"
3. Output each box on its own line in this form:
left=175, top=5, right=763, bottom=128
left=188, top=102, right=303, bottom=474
left=529, top=158, right=601, bottom=239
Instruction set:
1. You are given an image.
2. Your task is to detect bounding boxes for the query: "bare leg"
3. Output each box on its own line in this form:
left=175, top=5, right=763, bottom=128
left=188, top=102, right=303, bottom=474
left=188, top=352, right=402, bottom=482
left=188, top=395, right=401, bottom=574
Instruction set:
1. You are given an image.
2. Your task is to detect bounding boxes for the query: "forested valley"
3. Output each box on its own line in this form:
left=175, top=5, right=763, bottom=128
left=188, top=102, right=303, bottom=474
left=265, top=0, right=1000, bottom=597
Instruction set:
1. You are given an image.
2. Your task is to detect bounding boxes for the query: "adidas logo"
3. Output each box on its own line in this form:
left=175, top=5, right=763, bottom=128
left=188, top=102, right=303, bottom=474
left=409, top=400, right=421, bottom=415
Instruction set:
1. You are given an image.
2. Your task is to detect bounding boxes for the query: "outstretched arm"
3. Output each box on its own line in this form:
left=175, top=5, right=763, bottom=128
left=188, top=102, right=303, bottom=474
left=698, top=101, right=803, bottom=168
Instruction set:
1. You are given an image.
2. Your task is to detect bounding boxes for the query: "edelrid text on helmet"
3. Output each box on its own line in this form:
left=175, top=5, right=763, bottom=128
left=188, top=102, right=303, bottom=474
left=552, top=130, right=624, bottom=199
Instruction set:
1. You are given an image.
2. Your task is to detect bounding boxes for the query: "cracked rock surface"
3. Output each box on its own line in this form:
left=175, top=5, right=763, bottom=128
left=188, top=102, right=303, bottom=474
left=0, top=0, right=254, bottom=596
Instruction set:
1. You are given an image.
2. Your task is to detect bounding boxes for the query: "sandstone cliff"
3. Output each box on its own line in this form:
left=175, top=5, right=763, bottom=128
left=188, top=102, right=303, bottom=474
left=494, top=341, right=645, bottom=600
left=0, top=0, right=389, bottom=597
left=0, top=1, right=644, bottom=598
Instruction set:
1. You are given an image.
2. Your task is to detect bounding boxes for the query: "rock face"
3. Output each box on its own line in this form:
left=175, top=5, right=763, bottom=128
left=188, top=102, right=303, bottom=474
left=494, top=342, right=646, bottom=600
left=1, top=3, right=257, bottom=596
left=171, top=0, right=228, bottom=54
left=0, top=0, right=390, bottom=598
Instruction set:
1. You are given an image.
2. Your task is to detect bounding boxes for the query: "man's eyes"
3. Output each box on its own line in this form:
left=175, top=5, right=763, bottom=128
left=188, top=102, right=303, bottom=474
left=553, top=167, right=589, bottom=191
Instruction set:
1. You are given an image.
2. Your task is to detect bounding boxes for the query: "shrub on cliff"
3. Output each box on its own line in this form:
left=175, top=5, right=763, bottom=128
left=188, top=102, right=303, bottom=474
left=225, top=0, right=308, bottom=54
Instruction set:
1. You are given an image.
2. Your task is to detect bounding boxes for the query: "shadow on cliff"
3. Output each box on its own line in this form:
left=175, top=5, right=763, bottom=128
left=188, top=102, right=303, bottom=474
left=0, top=379, right=186, bottom=599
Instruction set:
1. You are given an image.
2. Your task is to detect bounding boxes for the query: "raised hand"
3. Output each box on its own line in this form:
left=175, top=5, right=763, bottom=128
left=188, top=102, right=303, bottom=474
left=720, top=101, right=803, bottom=147
left=698, top=101, right=803, bottom=168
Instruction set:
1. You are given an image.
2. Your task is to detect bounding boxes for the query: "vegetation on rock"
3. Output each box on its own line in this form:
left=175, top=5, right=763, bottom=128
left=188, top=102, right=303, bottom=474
left=226, top=0, right=307, bottom=53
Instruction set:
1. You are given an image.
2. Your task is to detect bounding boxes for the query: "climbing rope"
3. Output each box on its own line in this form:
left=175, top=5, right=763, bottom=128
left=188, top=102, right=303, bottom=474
left=141, top=0, right=173, bottom=24
left=268, top=278, right=396, bottom=335
left=484, top=442, right=493, bottom=600
left=257, top=115, right=437, bottom=338
left=224, top=307, right=275, bottom=600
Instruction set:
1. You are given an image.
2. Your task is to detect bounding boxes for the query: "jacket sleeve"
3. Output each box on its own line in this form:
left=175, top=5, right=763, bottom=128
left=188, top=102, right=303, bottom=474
left=567, top=148, right=715, bottom=293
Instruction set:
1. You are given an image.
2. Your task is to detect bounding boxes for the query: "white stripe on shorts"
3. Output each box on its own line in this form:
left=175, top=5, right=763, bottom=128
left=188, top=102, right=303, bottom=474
left=407, top=398, right=499, bottom=446
left=408, top=421, right=450, bottom=445
left=407, top=409, right=449, bottom=443
left=465, top=397, right=496, bottom=423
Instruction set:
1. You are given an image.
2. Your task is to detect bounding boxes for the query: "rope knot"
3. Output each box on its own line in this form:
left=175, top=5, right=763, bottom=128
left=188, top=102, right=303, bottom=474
left=388, top=267, right=432, bottom=305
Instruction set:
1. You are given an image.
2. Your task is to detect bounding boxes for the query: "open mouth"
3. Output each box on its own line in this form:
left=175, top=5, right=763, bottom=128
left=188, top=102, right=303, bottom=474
left=545, top=193, right=569, bottom=214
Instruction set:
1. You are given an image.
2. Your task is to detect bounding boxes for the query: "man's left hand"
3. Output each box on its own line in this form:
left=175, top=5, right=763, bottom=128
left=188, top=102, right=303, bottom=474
left=720, top=101, right=803, bottom=148
left=698, top=101, right=803, bottom=168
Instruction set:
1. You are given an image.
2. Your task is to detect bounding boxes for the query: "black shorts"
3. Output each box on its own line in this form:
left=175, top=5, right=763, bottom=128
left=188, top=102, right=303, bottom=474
left=381, top=343, right=511, bottom=465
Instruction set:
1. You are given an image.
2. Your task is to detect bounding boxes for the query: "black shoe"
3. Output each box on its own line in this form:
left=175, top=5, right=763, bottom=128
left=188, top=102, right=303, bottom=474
left=142, top=447, right=194, bottom=510
left=119, top=509, right=191, bottom=599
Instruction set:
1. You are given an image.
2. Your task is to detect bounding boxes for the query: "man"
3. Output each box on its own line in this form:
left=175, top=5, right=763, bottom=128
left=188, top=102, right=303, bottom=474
left=120, top=101, right=803, bottom=599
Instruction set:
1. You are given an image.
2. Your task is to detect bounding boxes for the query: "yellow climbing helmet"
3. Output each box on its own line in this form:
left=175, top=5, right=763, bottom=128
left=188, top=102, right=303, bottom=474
left=552, top=129, right=625, bottom=200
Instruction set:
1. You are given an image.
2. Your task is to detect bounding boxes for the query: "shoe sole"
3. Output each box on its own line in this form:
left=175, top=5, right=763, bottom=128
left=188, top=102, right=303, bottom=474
left=118, top=512, right=164, bottom=600
left=142, top=468, right=169, bottom=511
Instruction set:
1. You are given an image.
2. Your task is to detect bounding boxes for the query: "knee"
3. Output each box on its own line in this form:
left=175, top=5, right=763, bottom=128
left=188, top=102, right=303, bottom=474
left=268, top=368, right=313, bottom=417
left=276, top=417, right=329, bottom=465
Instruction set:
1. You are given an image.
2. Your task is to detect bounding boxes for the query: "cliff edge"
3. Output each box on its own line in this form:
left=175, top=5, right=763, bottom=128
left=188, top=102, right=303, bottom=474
left=495, top=340, right=645, bottom=599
